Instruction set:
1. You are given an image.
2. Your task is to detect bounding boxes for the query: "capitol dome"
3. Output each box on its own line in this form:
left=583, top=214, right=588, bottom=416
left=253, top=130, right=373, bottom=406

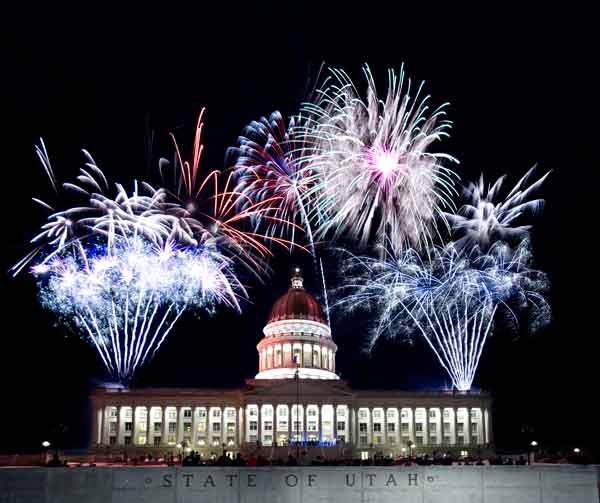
left=255, top=268, right=338, bottom=380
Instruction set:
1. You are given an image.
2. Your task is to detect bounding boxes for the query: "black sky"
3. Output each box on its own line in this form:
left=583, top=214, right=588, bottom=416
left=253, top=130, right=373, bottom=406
left=1, top=3, right=598, bottom=456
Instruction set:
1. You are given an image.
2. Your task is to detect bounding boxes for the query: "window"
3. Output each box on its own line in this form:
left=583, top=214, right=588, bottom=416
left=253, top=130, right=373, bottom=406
left=443, top=436, right=451, bottom=444
left=359, top=436, right=368, bottom=445
left=137, top=435, right=146, bottom=445
left=338, top=435, right=346, bottom=443
left=415, top=424, right=423, bottom=432
left=457, top=423, right=464, bottom=433
left=263, top=408, right=273, bottom=418
left=415, top=436, right=423, bottom=446
left=337, top=421, right=346, bottom=431
left=373, top=423, right=382, bottom=432
left=443, top=409, right=450, bottom=419
left=212, top=438, right=221, bottom=446
left=374, top=435, right=382, bottom=445
left=429, top=423, right=437, bottom=433
left=263, top=435, right=273, bottom=446
left=212, top=409, right=221, bottom=418
left=167, top=435, right=176, bottom=445
left=430, top=436, right=438, bottom=445
left=168, top=410, right=177, bottom=419
left=124, top=409, right=132, bottom=419
left=278, top=408, right=288, bottom=417
left=154, top=422, right=162, bottom=432
left=110, top=408, right=117, bottom=417
left=470, top=410, right=479, bottom=419
left=198, top=409, right=207, bottom=418
left=359, top=410, right=368, bottom=420
left=153, top=409, right=162, bottom=420
left=184, top=409, right=192, bottom=418
left=359, top=423, right=368, bottom=433
left=471, top=423, right=478, bottom=433
left=429, top=409, right=436, bottom=419
left=308, top=408, right=317, bottom=417
left=401, top=410, right=409, bottom=419
left=168, top=423, right=176, bottom=433
left=227, top=423, right=235, bottom=433
left=249, top=421, right=257, bottom=431
left=264, top=421, right=273, bottom=431
left=387, top=423, right=395, bottom=432
left=154, top=437, right=161, bottom=447
left=387, top=409, right=396, bottom=419
left=337, top=408, right=346, bottom=418
left=457, top=436, right=464, bottom=445
left=124, top=436, right=132, bottom=445
left=373, top=410, right=382, bottom=420
left=278, top=421, right=288, bottom=430
left=388, top=437, right=396, bottom=444
left=249, top=408, right=257, bottom=417
left=109, top=422, right=117, bottom=433
left=293, top=421, right=301, bottom=432
left=443, top=422, right=451, bottom=433
left=401, top=423, right=409, bottom=432
left=184, top=422, right=192, bottom=433
left=125, top=422, right=132, bottom=432
left=227, top=437, right=235, bottom=446
left=197, top=437, right=206, bottom=446
left=212, top=423, right=221, bottom=432
left=227, top=409, right=235, bottom=418
left=139, top=423, right=147, bottom=432
left=308, top=423, right=317, bottom=432
left=109, top=436, right=116, bottom=445
left=360, top=451, right=369, bottom=460
left=198, top=423, right=206, bottom=432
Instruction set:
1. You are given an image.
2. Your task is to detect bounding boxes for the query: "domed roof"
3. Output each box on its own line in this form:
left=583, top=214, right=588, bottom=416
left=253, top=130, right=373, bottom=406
left=267, top=269, right=326, bottom=324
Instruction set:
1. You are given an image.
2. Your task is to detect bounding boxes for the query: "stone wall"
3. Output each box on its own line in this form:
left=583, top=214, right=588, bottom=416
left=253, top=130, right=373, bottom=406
left=0, top=465, right=597, bottom=502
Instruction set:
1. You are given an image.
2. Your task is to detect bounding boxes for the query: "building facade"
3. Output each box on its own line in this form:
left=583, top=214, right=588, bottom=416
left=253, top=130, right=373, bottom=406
left=90, top=270, right=493, bottom=459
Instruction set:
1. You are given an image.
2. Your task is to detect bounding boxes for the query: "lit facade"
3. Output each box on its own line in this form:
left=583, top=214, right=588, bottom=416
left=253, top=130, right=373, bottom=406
left=90, top=270, right=493, bottom=458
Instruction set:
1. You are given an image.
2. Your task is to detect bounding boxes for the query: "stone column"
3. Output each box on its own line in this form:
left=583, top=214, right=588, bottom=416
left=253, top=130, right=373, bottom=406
left=333, top=405, right=338, bottom=442
left=383, top=408, right=388, bottom=447
left=423, top=408, right=429, bottom=447
left=368, top=408, right=373, bottom=446
left=483, top=408, right=489, bottom=444
left=116, top=406, right=124, bottom=445
left=410, top=407, right=416, bottom=444
left=257, top=405, right=262, bottom=445
left=238, top=407, right=244, bottom=445
left=146, top=406, right=152, bottom=446
left=91, top=404, right=99, bottom=446
left=176, top=407, right=184, bottom=444
left=464, top=408, right=471, bottom=446
left=132, top=406, right=140, bottom=445
left=161, top=407, right=169, bottom=447
left=453, top=407, right=458, bottom=445
left=303, top=404, right=308, bottom=442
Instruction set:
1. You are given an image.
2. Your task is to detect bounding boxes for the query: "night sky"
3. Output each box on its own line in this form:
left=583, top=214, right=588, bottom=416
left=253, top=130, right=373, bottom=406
left=1, top=3, right=598, bottom=457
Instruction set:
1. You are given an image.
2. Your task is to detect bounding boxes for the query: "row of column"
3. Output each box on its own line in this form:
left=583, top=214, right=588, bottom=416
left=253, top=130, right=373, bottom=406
left=260, top=343, right=335, bottom=372
left=95, top=404, right=491, bottom=449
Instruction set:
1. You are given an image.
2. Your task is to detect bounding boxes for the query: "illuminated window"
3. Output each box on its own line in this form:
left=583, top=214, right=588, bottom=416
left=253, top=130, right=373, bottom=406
left=227, top=423, right=235, bottom=433
left=374, top=435, right=382, bottom=444
left=360, top=451, right=369, bottom=460
left=139, top=423, right=147, bottom=432
left=137, top=435, right=146, bottom=444
left=167, top=435, right=176, bottom=445
left=212, top=438, right=221, bottom=446
left=263, top=435, right=272, bottom=446
left=197, top=436, right=206, bottom=446
left=184, top=422, right=192, bottom=433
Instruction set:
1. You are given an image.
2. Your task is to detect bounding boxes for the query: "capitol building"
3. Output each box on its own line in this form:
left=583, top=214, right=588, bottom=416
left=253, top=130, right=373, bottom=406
left=90, top=270, right=493, bottom=459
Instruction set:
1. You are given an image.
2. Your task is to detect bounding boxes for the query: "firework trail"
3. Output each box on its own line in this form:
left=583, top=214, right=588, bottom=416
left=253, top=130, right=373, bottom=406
left=228, top=110, right=315, bottom=255
left=334, top=240, right=549, bottom=390
left=34, top=236, right=243, bottom=383
left=159, top=109, right=308, bottom=277
left=446, top=166, right=550, bottom=253
left=300, top=64, right=459, bottom=255
left=15, top=139, right=246, bottom=384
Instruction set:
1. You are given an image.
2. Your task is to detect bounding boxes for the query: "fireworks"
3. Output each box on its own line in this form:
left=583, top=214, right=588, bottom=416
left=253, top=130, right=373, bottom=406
left=34, top=236, right=243, bottom=383
left=446, top=166, right=550, bottom=252
left=16, top=140, right=247, bottom=384
left=229, top=111, right=315, bottom=254
left=160, top=110, right=307, bottom=276
left=300, top=64, right=459, bottom=254
left=334, top=240, right=549, bottom=390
